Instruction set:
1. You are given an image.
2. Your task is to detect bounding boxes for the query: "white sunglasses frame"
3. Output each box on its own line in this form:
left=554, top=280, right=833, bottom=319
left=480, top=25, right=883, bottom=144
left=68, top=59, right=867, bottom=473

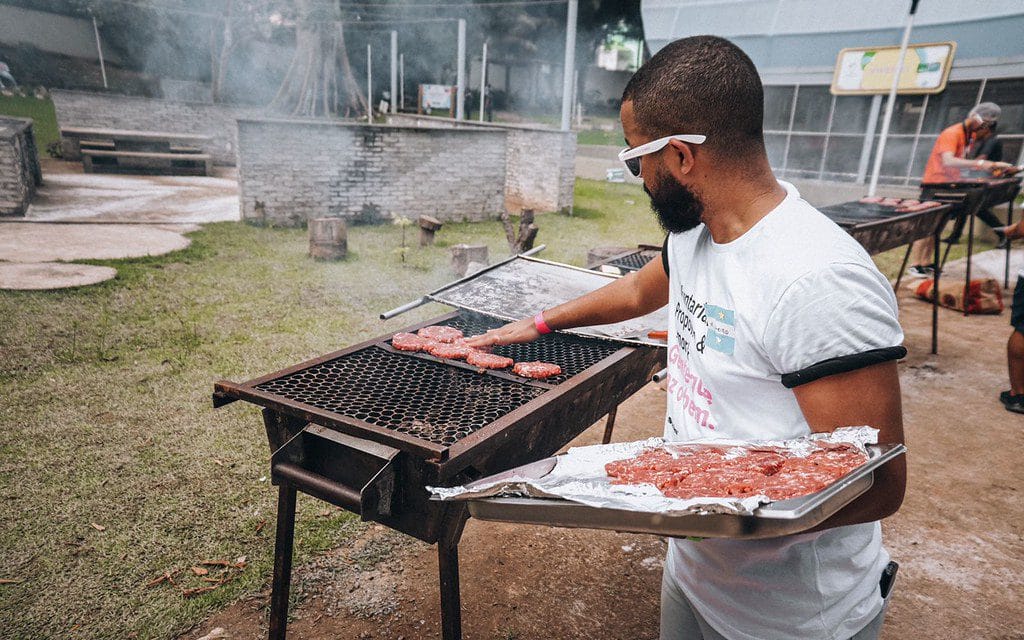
left=618, top=133, right=707, bottom=177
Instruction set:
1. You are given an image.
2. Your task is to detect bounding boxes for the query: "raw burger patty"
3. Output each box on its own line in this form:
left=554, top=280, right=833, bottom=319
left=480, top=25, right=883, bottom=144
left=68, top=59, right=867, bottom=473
left=466, top=351, right=513, bottom=369
left=392, top=332, right=429, bottom=352
left=425, top=341, right=476, bottom=360
left=512, top=361, right=562, bottom=379
left=417, top=325, right=464, bottom=343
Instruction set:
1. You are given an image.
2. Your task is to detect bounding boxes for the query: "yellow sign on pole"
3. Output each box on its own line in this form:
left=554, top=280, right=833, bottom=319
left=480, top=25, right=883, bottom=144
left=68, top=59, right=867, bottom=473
left=831, top=41, right=956, bottom=95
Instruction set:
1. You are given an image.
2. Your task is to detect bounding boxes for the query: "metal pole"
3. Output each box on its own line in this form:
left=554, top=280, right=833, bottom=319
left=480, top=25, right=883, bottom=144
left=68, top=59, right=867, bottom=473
left=573, top=67, right=581, bottom=127
left=91, top=14, right=108, bottom=89
left=867, top=0, right=919, bottom=196
left=399, top=53, right=405, bottom=111
left=856, top=95, right=883, bottom=184
left=367, top=44, right=373, bottom=119
left=478, top=41, right=488, bottom=122
left=456, top=19, right=466, bottom=120
left=390, top=31, right=398, bottom=114
left=560, top=0, right=578, bottom=131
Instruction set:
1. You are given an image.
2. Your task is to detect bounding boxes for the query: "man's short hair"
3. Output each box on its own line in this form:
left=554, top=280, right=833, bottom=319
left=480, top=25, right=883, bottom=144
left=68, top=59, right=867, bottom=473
left=622, top=36, right=764, bottom=161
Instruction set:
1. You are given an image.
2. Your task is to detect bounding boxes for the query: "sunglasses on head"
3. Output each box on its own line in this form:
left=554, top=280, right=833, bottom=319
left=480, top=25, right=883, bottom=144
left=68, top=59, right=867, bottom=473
left=618, top=134, right=707, bottom=177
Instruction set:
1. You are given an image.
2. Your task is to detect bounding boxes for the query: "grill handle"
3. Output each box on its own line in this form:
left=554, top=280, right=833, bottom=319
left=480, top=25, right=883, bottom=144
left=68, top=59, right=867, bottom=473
left=652, top=367, right=669, bottom=383
left=380, top=296, right=430, bottom=320
left=273, top=462, right=362, bottom=513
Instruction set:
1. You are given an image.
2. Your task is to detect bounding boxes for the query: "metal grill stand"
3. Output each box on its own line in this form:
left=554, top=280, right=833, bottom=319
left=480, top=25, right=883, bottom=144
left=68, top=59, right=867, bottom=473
left=215, top=311, right=665, bottom=640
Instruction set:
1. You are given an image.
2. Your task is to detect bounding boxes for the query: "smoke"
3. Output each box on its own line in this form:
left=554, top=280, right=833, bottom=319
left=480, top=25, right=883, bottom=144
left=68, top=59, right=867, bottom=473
left=83, top=0, right=624, bottom=120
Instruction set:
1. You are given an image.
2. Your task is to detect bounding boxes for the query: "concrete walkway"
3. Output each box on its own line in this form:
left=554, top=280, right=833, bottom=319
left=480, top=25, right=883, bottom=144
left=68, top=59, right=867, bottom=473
left=0, top=161, right=240, bottom=290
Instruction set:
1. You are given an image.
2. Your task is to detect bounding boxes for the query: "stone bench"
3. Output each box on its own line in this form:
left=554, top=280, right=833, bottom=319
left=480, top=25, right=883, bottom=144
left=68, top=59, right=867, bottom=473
left=82, top=149, right=213, bottom=176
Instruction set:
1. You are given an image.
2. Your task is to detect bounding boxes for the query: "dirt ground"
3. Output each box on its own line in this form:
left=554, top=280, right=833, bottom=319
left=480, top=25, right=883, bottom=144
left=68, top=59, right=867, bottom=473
left=181, top=284, right=1024, bottom=640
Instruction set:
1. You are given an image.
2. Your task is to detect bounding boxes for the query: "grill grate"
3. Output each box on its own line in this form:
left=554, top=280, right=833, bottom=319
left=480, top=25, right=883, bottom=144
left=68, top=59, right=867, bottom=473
left=256, top=346, right=545, bottom=447
left=606, top=250, right=659, bottom=272
left=430, top=313, right=623, bottom=385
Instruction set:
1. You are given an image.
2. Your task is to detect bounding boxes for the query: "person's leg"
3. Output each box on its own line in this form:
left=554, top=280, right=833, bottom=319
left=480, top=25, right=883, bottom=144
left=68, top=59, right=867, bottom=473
left=976, top=207, right=1006, bottom=236
left=1009, top=330, right=1024, bottom=396
left=1004, top=276, right=1024, bottom=413
left=846, top=602, right=888, bottom=640
left=660, top=569, right=705, bottom=640
left=909, top=237, right=935, bottom=271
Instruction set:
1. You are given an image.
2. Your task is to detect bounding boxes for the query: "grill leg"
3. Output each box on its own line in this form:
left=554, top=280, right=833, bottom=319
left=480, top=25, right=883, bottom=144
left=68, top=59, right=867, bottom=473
left=269, top=484, right=297, bottom=640
left=964, top=206, right=976, bottom=317
left=1006, top=193, right=1017, bottom=290
left=893, top=242, right=914, bottom=292
left=601, top=406, right=619, bottom=445
left=438, top=543, right=462, bottom=640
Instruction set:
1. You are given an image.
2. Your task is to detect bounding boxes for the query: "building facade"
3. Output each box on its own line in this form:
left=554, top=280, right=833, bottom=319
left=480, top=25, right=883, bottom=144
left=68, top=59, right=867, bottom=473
left=641, top=1, right=1024, bottom=184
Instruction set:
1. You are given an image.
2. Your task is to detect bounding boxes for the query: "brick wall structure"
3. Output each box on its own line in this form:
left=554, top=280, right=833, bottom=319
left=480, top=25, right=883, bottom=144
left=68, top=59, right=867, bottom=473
left=384, top=113, right=576, bottom=215
left=237, top=118, right=508, bottom=226
left=0, top=117, right=42, bottom=217
left=50, top=90, right=263, bottom=165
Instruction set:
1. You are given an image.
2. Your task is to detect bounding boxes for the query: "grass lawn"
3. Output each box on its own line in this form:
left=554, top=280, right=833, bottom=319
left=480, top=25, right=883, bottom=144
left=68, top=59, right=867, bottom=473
left=0, top=179, right=662, bottom=639
left=576, top=129, right=625, bottom=146
left=0, top=176, right=998, bottom=638
left=0, top=95, right=59, bottom=150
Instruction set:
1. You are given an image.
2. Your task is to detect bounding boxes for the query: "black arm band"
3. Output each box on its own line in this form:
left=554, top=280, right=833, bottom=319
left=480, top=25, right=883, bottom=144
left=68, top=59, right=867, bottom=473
left=661, top=234, right=670, bottom=276
left=780, top=346, right=907, bottom=389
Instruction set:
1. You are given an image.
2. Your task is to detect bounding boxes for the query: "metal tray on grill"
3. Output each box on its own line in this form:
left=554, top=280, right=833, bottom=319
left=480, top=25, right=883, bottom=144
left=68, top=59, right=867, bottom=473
left=454, top=443, right=905, bottom=539
left=424, top=255, right=667, bottom=346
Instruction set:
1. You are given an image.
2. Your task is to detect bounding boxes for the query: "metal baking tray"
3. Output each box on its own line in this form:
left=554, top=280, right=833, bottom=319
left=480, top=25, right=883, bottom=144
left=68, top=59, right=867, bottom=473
left=455, top=443, right=905, bottom=540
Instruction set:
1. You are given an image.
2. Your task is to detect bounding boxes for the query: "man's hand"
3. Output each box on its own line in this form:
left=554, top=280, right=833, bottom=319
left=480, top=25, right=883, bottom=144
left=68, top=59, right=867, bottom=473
left=987, top=160, right=1014, bottom=174
left=464, top=316, right=540, bottom=348
left=996, top=222, right=1024, bottom=241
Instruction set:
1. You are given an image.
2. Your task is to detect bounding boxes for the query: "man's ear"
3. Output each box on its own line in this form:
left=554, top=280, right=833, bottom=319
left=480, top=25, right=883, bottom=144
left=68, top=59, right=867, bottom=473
left=664, top=138, right=696, bottom=183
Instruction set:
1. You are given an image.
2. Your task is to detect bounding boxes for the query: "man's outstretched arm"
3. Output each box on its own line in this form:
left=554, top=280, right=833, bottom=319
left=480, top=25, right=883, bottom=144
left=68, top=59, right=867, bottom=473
left=464, top=256, right=669, bottom=348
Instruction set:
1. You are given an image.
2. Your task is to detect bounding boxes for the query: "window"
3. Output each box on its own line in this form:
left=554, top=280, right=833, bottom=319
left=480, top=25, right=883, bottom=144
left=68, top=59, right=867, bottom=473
left=877, top=95, right=927, bottom=135
left=764, top=86, right=795, bottom=131
left=792, top=86, right=832, bottom=132
left=830, top=96, right=873, bottom=134
left=765, top=133, right=787, bottom=167
left=982, top=79, right=1024, bottom=135
left=823, top=136, right=865, bottom=177
left=923, top=81, right=981, bottom=134
left=786, top=135, right=827, bottom=173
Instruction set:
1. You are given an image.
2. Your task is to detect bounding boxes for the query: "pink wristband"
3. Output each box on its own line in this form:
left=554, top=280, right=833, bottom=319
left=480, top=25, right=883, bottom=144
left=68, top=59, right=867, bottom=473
left=534, top=312, right=553, bottom=335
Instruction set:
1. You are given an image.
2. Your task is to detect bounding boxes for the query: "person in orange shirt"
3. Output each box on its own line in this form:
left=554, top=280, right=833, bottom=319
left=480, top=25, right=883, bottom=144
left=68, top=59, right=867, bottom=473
left=908, top=102, right=1013, bottom=276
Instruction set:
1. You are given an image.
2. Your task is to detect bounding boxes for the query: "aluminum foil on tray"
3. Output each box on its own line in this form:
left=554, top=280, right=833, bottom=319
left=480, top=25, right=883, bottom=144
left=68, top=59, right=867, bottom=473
left=429, top=426, right=879, bottom=516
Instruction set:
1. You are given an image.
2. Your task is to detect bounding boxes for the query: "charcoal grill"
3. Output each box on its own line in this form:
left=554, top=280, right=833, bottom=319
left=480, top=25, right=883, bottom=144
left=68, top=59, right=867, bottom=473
left=921, top=176, right=1022, bottom=302
left=214, top=310, right=664, bottom=640
left=590, top=245, right=662, bottom=275
left=820, top=200, right=950, bottom=354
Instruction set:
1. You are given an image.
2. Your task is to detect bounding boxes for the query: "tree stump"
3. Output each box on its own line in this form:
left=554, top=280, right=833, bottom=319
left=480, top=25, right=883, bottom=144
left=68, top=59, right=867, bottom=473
left=308, top=217, right=348, bottom=260
left=450, top=244, right=488, bottom=277
left=500, top=208, right=539, bottom=254
left=419, top=215, right=443, bottom=246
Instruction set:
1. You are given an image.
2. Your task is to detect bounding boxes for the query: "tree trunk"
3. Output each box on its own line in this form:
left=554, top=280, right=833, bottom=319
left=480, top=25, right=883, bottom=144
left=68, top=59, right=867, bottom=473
left=269, top=0, right=366, bottom=118
left=209, top=0, right=235, bottom=103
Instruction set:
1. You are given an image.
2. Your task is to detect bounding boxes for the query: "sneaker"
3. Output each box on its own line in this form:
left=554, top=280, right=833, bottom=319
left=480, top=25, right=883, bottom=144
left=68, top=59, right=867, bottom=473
left=1000, top=390, right=1014, bottom=406
left=1006, top=395, right=1024, bottom=414
left=996, top=238, right=1010, bottom=250
left=908, top=265, right=934, bottom=277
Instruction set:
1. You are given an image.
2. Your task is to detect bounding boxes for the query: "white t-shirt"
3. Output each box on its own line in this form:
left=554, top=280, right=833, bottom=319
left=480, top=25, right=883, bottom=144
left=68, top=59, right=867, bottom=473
left=663, top=181, right=904, bottom=640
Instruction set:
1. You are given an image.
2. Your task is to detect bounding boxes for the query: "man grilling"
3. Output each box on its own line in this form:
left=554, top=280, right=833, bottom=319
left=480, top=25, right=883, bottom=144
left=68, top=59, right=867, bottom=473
left=907, top=102, right=1013, bottom=276
left=467, top=36, right=905, bottom=640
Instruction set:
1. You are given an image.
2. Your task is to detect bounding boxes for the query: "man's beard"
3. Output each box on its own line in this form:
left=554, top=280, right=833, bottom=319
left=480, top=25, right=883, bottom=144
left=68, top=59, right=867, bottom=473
left=643, top=172, right=705, bottom=234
